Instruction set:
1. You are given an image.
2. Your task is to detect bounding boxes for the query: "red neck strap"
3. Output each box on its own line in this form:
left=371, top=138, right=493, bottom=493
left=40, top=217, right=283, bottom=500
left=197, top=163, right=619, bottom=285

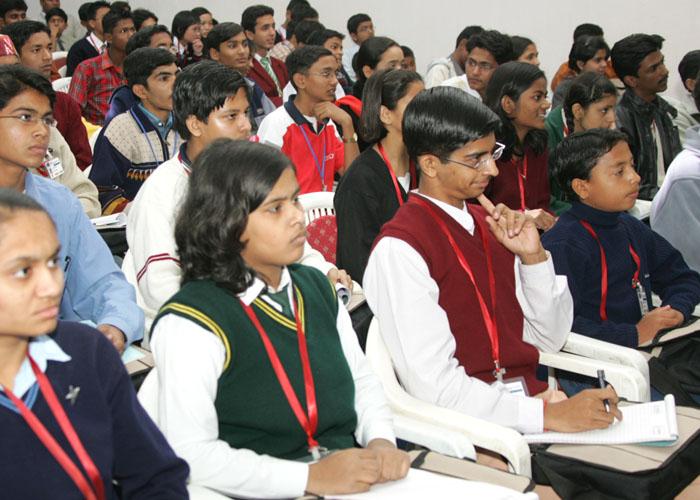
left=412, top=196, right=504, bottom=379
left=4, top=355, right=105, bottom=500
left=377, top=142, right=413, bottom=206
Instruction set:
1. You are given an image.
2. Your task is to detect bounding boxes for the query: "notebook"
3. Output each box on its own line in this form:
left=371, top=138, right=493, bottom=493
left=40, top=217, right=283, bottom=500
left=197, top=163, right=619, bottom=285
left=524, top=395, right=679, bottom=445
left=639, top=316, right=700, bottom=347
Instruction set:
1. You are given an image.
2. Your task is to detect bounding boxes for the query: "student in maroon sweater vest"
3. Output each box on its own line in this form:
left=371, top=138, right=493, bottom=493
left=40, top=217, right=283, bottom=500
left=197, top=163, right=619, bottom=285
left=364, top=87, right=620, bottom=448
left=484, top=62, right=556, bottom=230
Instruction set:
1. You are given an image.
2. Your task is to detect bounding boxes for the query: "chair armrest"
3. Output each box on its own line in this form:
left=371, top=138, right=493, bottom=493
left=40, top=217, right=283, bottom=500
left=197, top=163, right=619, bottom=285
left=562, top=332, right=649, bottom=380
left=393, top=414, right=476, bottom=461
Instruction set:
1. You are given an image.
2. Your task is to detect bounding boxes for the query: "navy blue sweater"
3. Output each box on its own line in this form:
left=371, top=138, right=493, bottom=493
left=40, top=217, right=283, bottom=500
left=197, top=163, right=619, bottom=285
left=542, top=202, right=700, bottom=347
left=0, top=322, right=189, bottom=499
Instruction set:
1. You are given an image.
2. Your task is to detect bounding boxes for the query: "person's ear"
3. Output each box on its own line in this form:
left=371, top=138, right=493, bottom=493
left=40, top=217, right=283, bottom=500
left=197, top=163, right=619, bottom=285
left=349, top=32, right=358, bottom=44
left=623, top=74, right=638, bottom=89
left=292, top=72, right=306, bottom=91
left=501, top=95, right=516, bottom=117
left=571, top=178, right=590, bottom=200
left=576, top=60, right=585, bottom=72
left=685, top=78, right=696, bottom=93
left=379, top=104, right=392, bottom=127
left=186, top=115, right=203, bottom=138
left=209, top=47, right=220, bottom=61
left=571, top=103, right=585, bottom=122
left=244, top=29, right=255, bottom=41
left=417, top=154, right=440, bottom=179
left=104, top=31, right=113, bottom=45
left=362, top=64, right=373, bottom=79
left=132, top=83, right=148, bottom=101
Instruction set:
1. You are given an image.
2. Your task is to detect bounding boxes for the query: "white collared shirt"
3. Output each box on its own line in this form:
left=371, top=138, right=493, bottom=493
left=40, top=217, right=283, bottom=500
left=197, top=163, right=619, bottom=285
left=2, top=336, right=71, bottom=398
left=87, top=32, right=106, bottom=53
left=150, top=267, right=395, bottom=499
left=363, top=192, right=573, bottom=434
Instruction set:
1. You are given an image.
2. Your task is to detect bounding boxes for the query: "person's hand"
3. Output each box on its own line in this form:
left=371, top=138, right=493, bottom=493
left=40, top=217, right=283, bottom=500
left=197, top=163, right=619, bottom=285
left=367, top=439, right=411, bottom=483
left=637, top=306, right=684, bottom=345
left=313, top=102, right=352, bottom=130
left=477, top=194, right=547, bottom=265
left=306, top=448, right=381, bottom=495
left=192, top=38, right=204, bottom=57
left=543, top=386, right=622, bottom=433
left=524, top=208, right=557, bottom=231
left=49, top=24, right=60, bottom=41
left=97, top=324, right=126, bottom=353
left=327, top=267, right=353, bottom=294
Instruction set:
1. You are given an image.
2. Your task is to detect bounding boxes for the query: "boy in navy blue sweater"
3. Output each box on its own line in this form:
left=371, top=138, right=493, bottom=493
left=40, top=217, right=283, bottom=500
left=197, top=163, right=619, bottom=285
left=542, top=129, right=700, bottom=350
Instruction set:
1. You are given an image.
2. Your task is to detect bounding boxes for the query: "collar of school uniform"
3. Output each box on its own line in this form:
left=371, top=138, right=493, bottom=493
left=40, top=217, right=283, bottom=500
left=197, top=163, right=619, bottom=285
left=569, top=201, right=622, bottom=227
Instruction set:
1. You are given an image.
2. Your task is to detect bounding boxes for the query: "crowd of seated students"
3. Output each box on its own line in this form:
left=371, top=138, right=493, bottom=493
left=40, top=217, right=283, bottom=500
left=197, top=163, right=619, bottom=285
left=1, top=0, right=700, bottom=497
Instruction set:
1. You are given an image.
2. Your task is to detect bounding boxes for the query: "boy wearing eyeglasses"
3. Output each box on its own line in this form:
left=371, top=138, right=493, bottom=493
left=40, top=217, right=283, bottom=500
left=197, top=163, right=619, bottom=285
left=465, top=30, right=514, bottom=101
left=257, top=45, right=359, bottom=194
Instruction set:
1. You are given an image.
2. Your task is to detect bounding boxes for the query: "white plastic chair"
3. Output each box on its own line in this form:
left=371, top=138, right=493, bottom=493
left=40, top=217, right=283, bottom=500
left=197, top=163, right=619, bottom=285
left=52, top=50, right=68, bottom=60
left=89, top=127, right=102, bottom=152
left=52, top=76, right=72, bottom=94
left=628, top=199, right=652, bottom=221
left=298, top=191, right=335, bottom=225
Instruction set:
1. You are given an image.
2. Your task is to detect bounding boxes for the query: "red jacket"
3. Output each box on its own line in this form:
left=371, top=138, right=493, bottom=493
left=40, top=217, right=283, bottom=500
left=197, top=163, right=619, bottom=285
left=248, top=56, right=289, bottom=107
left=54, top=92, right=93, bottom=170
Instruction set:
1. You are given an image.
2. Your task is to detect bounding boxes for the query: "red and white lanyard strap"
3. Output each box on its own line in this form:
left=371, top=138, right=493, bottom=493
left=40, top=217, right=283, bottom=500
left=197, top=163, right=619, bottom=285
left=515, top=155, right=528, bottom=212
left=377, top=142, right=411, bottom=207
left=580, top=220, right=645, bottom=321
left=412, top=196, right=504, bottom=381
left=4, top=355, right=105, bottom=500
left=240, top=289, right=322, bottom=458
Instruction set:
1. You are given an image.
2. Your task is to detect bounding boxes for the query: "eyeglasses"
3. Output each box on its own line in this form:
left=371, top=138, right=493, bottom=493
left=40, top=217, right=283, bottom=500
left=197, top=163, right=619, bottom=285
left=442, top=142, right=505, bottom=170
left=466, top=58, right=495, bottom=72
left=308, top=70, right=337, bottom=80
left=0, top=114, right=57, bottom=128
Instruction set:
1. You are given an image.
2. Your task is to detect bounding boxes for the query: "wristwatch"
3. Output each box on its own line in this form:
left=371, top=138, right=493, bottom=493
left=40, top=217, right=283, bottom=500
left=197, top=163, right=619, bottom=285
left=343, top=132, right=358, bottom=144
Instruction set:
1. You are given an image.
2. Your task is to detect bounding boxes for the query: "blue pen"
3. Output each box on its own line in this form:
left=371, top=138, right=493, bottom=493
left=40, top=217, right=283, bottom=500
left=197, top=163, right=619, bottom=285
left=597, top=369, right=611, bottom=413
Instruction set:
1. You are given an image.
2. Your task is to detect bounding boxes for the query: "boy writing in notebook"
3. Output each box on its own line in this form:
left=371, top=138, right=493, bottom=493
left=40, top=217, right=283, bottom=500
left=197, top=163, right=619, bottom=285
left=542, top=129, right=700, bottom=350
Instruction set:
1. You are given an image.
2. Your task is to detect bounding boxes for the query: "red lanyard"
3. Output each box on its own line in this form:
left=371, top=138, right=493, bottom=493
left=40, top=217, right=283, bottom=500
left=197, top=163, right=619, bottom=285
left=515, top=155, right=528, bottom=212
left=580, top=220, right=642, bottom=321
left=376, top=142, right=413, bottom=206
left=240, top=288, right=320, bottom=456
left=4, top=355, right=105, bottom=500
left=413, top=196, right=505, bottom=381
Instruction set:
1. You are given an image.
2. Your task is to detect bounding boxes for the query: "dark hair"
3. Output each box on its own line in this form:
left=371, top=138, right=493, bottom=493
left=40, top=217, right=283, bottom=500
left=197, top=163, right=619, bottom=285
left=484, top=61, right=547, bottom=159
left=44, top=7, right=67, bottom=23
left=403, top=86, right=500, bottom=162
left=124, top=47, right=175, bottom=89
left=400, top=45, right=414, bottom=59
left=455, top=25, right=483, bottom=48
left=102, top=8, right=132, bottom=36
left=126, top=24, right=170, bottom=54
left=110, top=1, right=130, bottom=14
left=175, top=139, right=293, bottom=291
left=551, top=128, right=628, bottom=201
left=286, top=0, right=309, bottom=11
left=172, top=60, right=249, bottom=140
left=567, top=35, right=609, bottom=72
left=467, top=30, right=514, bottom=65
left=86, top=1, right=109, bottom=21
left=205, top=22, right=244, bottom=57
left=290, top=3, right=317, bottom=22
left=306, top=29, right=344, bottom=47
left=573, top=23, right=603, bottom=40
left=511, top=36, right=534, bottom=59
left=678, top=50, right=700, bottom=91
left=0, top=0, right=27, bottom=17
left=171, top=10, right=199, bottom=41
left=78, top=2, right=92, bottom=22
left=361, top=69, right=422, bottom=143
left=0, top=187, right=50, bottom=229
left=347, top=13, right=371, bottom=34
left=352, top=36, right=399, bottom=94
left=611, top=33, right=664, bottom=85
left=694, top=69, right=700, bottom=111
left=286, top=45, right=333, bottom=90
left=0, top=64, right=55, bottom=109
left=563, top=73, right=617, bottom=133
left=293, top=19, right=323, bottom=45
left=1, top=20, right=49, bottom=52
left=132, top=8, right=157, bottom=31
left=241, top=5, right=274, bottom=33
left=191, top=7, right=211, bottom=19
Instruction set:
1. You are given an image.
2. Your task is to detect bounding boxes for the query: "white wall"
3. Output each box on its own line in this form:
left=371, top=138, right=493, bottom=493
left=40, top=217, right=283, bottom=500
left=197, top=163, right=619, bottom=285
left=47, top=0, right=697, bottom=99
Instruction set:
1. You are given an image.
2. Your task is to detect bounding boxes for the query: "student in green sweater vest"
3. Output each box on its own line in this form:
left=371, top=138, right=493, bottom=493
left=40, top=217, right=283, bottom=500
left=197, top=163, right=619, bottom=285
left=149, top=139, right=409, bottom=498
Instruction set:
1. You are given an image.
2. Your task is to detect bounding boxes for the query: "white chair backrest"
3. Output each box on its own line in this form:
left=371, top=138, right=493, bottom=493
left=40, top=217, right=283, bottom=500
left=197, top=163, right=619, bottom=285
left=297, top=191, right=335, bottom=225
left=52, top=76, right=72, bottom=94
left=89, top=127, right=102, bottom=152
left=52, top=51, right=68, bottom=60
left=58, top=65, right=67, bottom=77
left=136, top=370, right=159, bottom=421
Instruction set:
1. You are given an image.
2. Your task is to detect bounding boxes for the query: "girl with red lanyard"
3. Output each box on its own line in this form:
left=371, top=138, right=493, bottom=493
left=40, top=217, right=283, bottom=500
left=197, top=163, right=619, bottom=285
left=0, top=189, right=188, bottom=499
left=334, top=69, right=424, bottom=283
left=484, top=61, right=556, bottom=231
left=149, top=140, right=409, bottom=499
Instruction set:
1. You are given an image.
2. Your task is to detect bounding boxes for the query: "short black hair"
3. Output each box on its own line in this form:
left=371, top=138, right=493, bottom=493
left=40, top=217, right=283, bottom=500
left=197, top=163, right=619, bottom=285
left=172, top=60, right=249, bottom=140
left=286, top=45, right=333, bottom=90
left=126, top=24, right=170, bottom=54
left=86, top=1, right=109, bottom=21
left=0, top=0, right=27, bottom=17
left=45, top=7, right=67, bottom=24
left=293, top=19, right=323, bottom=45
left=132, top=8, right=157, bottom=31
left=511, top=36, right=534, bottom=59
left=0, top=187, right=50, bottom=229
left=78, top=2, right=92, bottom=22
left=175, top=139, right=293, bottom=291
left=678, top=50, right=700, bottom=91
left=611, top=33, right=664, bottom=85
left=290, top=3, right=317, bottom=22
left=306, top=28, right=344, bottom=47
left=484, top=61, right=548, bottom=159
left=347, top=13, right=371, bottom=35
left=190, top=7, right=211, bottom=19
left=573, top=23, right=603, bottom=40
left=241, top=5, right=274, bottom=33
left=551, top=128, right=628, bottom=202
left=455, top=25, right=483, bottom=49
left=171, top=10, right=199, bottom=41
left=563, top=72, right=617, bottom=133
left=286, top=0, right=309, bottom=11
left=1, top=20, right=49, bottom=52
left=0, top=64, right=55, bottom=110
left=401, top=45, right=414, bottom=58
left=361, top=68, right=423, bottom=144
left=694, top=69, right=700, bottom=110
left=403, top=86, right=500, bottom=162
left=102, top=8, right=132, bottom=36
left=110, top=1, right=130, bottom=14
left=204, top=22, right=245, bottom=58
left=568, top=35, right=609, bottom=72
left=467, top=30, right=514, bottom=65
left=124, top=47, right=176, bottom=90
left=353, top=36, right=399, bottom=84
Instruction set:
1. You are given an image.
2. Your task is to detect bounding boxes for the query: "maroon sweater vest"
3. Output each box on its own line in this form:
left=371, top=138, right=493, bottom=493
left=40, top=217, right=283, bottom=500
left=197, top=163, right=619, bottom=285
left=377, top=195, right=547, bottom=394
left=488, top=147, right=551, bottom=212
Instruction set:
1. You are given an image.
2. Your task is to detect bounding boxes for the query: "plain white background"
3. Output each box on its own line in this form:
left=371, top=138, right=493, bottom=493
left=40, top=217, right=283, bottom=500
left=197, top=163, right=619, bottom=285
left=45, top=0, right=697, bottom=100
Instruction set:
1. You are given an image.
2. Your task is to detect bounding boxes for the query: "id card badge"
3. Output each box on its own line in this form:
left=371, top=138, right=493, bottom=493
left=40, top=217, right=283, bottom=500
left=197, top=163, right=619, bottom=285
left=633, top=280, right=650, bottom=315
left=492, top=376, right=530, bottom=398
left=45, top=157, right=64, bottom=179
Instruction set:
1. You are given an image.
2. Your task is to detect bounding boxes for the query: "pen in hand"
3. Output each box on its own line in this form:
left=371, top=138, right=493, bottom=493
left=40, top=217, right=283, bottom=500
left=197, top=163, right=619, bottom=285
left=597, top=369, right=611, bottom=413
